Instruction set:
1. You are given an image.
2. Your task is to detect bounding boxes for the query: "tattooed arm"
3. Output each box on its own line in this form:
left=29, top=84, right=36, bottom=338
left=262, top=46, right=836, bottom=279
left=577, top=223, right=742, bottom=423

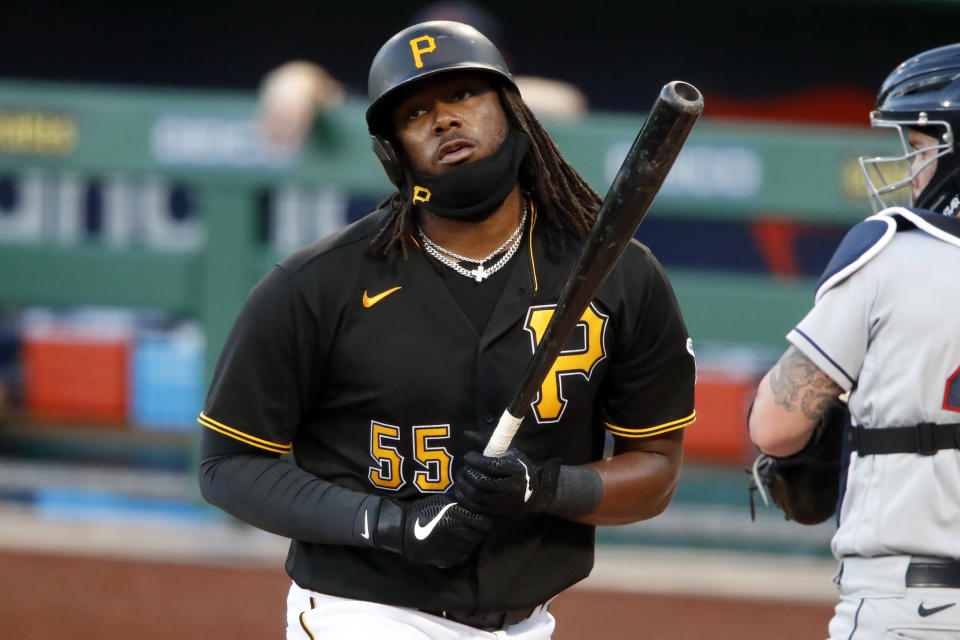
left=748, top=346, right=844, bottom=457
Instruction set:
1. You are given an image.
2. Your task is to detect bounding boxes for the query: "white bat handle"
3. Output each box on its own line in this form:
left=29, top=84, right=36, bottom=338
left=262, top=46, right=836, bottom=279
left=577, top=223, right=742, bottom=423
left=483, top=410, right=524, bottom=457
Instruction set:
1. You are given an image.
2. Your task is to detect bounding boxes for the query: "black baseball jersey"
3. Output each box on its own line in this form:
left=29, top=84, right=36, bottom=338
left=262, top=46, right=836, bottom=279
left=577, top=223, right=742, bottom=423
left=198, top=202, right=695, bottom=612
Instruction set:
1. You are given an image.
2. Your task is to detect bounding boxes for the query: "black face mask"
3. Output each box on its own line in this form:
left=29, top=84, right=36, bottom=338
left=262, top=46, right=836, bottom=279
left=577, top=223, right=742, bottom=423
left=404, top=129, right=529, bottom=222
left=917, top=153, right=960, bottom=216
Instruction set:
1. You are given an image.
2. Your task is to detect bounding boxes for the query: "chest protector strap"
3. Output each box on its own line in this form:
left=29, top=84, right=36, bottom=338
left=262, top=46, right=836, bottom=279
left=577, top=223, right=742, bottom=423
left=849, top=423, right=960, bottom=456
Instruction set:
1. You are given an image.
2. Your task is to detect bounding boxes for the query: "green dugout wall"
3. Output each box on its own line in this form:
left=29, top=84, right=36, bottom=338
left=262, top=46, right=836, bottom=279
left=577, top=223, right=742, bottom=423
left=0, top=79, right=897, bottom=379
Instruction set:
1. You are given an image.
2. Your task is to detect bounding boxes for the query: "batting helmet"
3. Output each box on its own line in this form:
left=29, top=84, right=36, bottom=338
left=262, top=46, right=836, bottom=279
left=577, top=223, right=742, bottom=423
left=366, top=20, right=517, bottom=186
left=860, top=43, right=960, bottom=214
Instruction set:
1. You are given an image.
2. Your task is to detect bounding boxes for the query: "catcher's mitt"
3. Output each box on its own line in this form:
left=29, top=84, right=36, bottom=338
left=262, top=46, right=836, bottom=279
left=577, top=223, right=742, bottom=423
left=749, top=400, right=846, bottom=525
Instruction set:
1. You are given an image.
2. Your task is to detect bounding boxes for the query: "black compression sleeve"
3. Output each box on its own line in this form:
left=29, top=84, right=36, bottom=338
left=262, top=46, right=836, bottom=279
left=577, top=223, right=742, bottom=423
left=545, top=465, right=604, bottom=520
left=198, top=428, right=382, bottom=547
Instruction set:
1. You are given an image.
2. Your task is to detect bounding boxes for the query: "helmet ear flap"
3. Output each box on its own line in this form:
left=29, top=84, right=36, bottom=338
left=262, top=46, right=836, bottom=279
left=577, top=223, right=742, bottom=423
left=371, top=134, right=404, bottom=187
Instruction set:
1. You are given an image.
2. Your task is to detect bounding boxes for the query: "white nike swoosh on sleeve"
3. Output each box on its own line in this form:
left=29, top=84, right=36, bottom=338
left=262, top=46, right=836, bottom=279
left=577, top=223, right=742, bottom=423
left=519, top=460, right=533, bottom=502
left=360, top=510, right=370, bottom=540
left=413, top=503, right=456, bottom=540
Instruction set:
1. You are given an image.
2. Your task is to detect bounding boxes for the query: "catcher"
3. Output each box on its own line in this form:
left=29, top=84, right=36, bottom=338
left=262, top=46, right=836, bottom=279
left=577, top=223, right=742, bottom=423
left=749, top=44, right=960, bottom=639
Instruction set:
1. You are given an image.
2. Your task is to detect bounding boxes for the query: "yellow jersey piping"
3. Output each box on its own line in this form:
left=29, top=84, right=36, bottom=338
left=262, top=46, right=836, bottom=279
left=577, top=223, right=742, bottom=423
left=297, top=596, right=317, bottom=640
left=604, top=410, right=696, bottom=438
left=299, top=612, right=316, bottom=640
left=528, top=199, right=538, bottom=292
left=197, top=412, right=292, bottom=454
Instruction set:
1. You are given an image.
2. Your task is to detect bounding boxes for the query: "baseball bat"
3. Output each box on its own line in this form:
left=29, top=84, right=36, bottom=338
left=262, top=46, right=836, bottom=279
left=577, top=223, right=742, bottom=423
left=483, top=80, right=704, bottom=457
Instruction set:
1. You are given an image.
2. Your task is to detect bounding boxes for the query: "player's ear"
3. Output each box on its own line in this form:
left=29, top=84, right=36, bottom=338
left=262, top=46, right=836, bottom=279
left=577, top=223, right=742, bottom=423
left=371, top=134, right=404, bottom=187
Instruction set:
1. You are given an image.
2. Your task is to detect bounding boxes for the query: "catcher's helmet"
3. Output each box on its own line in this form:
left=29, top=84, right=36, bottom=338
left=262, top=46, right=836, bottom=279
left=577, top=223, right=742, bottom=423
left=860, top=43, right=960, bottom=214
left=366, top=20, right=516, bottom=186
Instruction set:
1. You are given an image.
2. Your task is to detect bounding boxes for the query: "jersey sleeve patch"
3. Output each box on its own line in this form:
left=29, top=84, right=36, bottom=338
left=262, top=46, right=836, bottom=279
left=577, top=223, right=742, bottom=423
left=604, top=410, right=696, bottom=438
left=197, top=412, right=292, bottom=454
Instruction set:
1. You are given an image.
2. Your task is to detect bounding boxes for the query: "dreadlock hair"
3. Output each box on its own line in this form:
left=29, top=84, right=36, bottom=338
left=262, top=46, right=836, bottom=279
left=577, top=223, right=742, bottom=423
left=370, top=82, right=602, bottom=261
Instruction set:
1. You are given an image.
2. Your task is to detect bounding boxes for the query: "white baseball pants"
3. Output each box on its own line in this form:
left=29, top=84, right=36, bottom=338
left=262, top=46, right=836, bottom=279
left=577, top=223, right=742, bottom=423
left=286, top=582, right=555, bottom=640
left=829, top=556, right=960, bottom=639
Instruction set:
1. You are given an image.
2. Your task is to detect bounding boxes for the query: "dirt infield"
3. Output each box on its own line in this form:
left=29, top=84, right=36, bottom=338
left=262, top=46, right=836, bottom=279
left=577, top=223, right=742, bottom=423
left=1, top=549, right=832, bottom=639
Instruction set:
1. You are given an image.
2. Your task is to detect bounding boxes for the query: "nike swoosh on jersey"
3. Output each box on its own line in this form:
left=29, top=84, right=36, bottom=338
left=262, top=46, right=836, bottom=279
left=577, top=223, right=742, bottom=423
left=518, top=459, right=533, bottom=502
left=918, top=602, right=956, bottom=617
left=413, top=502, right=456, bottom=540
left=362, top=286, right=402, bottom=308
left=360, top=510, right=370, bottom=540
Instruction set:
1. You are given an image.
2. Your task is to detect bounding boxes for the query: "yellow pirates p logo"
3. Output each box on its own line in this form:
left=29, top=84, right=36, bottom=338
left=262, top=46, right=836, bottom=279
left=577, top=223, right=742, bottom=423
left=524, top=302, right=609, bottom=423
left=409, top=35, right=436, bottom=68
left=412, top=186, right=432, bottom=204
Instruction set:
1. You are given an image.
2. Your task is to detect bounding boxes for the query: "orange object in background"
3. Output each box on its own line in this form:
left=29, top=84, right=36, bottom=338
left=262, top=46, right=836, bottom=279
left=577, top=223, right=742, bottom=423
left=21, top=312, right=132, bottom=425
left=684, top=369, right=761, bottom=464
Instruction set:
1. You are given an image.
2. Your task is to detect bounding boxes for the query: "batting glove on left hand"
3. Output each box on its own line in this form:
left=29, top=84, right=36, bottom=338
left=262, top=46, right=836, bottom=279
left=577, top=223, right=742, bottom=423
left=371, top=495, right=493, bottom=568
left=453, top=448, right=562, bottom=517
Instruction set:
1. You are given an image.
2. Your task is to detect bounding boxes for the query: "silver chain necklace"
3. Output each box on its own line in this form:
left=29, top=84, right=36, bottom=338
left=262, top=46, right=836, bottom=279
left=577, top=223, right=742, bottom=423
left=418, top=201, right=528, bottom=283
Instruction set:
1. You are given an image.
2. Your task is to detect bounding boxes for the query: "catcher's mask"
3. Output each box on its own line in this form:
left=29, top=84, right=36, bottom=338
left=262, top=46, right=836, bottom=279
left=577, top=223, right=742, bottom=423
left=859, top=43, right=960, bottom=215
left=365, top=20, right=517, bottom=187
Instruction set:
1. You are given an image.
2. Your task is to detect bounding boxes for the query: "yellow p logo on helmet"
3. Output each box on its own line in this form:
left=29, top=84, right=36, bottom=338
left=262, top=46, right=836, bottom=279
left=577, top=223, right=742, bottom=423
left=412, top=186, right=432, bottom=203
left=408, top=35, right=436, bottom=69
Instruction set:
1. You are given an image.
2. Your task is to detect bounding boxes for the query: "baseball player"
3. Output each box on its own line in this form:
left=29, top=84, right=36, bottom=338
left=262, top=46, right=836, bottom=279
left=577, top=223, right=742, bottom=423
left=749, top=44, right=960, bottom=639
left=198, top=21, right=695, bottom=639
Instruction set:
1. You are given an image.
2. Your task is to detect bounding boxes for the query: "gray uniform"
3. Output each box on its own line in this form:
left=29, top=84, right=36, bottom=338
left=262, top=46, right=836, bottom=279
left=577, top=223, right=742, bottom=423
left=787, top=207, right=960, bottom=638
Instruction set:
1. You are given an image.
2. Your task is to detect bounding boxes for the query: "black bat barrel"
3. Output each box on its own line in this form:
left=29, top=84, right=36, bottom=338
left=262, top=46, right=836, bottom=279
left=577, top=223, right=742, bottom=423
left=504, top=81, right=704, bottom=421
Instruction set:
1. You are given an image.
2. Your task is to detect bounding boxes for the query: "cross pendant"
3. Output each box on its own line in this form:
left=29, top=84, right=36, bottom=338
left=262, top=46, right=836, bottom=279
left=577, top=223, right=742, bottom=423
left=472, top=264, right=485, bottom=282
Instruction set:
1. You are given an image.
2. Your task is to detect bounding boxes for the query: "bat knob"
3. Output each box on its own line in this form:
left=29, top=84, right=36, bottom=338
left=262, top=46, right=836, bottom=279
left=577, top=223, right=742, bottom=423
left=662, top=81, right=704, bottom=116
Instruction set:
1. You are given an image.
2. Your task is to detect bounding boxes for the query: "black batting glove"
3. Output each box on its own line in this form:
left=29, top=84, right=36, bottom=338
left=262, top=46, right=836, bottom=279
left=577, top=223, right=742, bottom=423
left=453, top=448, right=563, bottom=517
left=368, top=495, right=492, bottom=568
